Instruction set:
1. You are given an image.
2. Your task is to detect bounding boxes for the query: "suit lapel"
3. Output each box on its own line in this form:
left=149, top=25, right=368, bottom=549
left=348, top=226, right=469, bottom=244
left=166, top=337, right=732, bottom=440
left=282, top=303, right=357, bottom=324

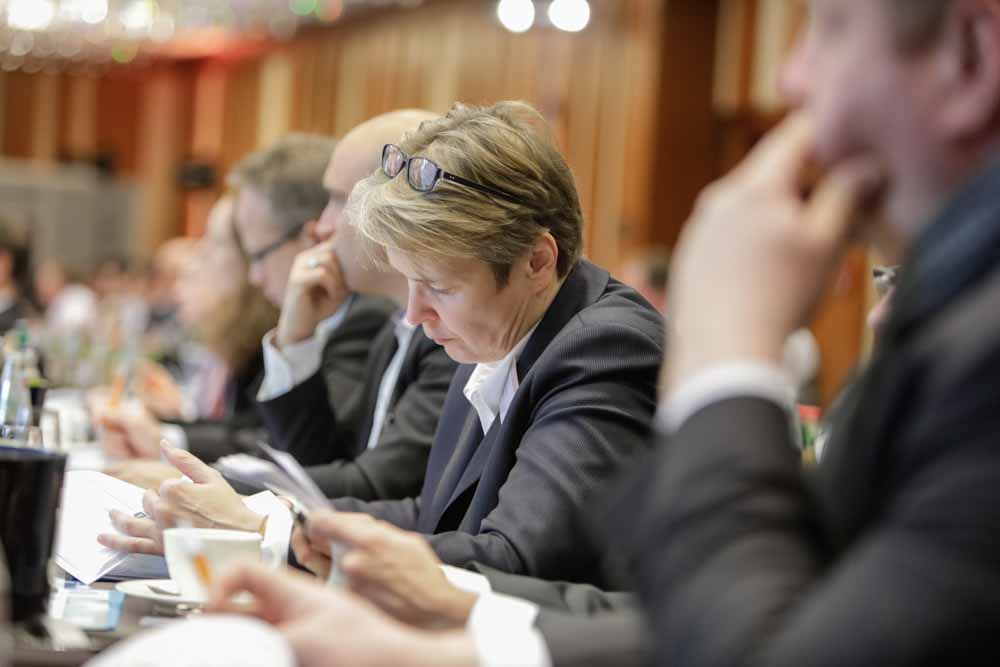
left=423, top=405, right=484, bottom=529
left=353, top=321, right=401, bottom=455
left=441, top=414, right=506, bottom=516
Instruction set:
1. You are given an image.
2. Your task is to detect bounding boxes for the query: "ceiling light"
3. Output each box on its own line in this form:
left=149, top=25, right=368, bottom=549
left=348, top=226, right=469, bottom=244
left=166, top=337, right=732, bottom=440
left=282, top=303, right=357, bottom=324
left=60, top=0, right=109, bottom=25
left=548, top=0, right=589, bottom=32
left=7, top=0, right=56, bottom=32
left=121, top=0, right=156, bottom=37
left=497, top=0, right=534, bottom=33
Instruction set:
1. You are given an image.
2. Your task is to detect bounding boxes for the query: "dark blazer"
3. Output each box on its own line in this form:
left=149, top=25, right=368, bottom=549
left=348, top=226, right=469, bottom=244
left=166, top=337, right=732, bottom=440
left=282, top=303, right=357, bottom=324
left=185, top=294, right=394, bottom=464
left=335, top=260, right=664, bottom=584
left=614, top=163, right=1000, bottom=666
left=258, top=314, right=456, bottom=501
left=256, top=294, right=396, bottom=466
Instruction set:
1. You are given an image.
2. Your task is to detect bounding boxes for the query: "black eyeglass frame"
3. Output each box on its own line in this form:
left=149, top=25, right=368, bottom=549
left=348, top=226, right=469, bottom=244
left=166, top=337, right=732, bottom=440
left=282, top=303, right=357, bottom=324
left=244, top=221, right=307, bottom=264
left=381, top=144, right=528, bottom=206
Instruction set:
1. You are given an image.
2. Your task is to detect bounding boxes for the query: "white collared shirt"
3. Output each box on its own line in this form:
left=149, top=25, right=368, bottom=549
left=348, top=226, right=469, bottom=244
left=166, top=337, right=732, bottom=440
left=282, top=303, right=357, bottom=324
left=364, top=316, right=417, bottom=450
left=462, top=323, right=540, bottom=435
left=257, top=296, right=356, bottom=401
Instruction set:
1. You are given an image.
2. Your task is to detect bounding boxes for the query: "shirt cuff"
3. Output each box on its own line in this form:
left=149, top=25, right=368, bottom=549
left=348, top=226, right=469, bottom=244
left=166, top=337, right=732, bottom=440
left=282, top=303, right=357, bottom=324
left=467, top=593, right=551, bottom=667
left=441, top=565, right=493, bottom=596
left=242, top=491, right=293, bottom=569
left=159, top=423, right=188, bottom=451
left=257, top=330, right=324, bottom=401
left=660, top=361, right=795, bottom=432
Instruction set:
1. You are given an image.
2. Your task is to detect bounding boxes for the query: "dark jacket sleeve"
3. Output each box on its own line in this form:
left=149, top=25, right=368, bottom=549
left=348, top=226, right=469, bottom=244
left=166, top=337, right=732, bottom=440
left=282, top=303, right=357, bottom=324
left=537, top=610, right=649, bottom=667
left=257, top=295, right=394, bottom=465
left=627, top=380, right=1000, bottom=667
left=469, top=562, right=636, bottom=614
left=332, top=496, right=423, bottom=531
left=306, top=342, right=455, bottom=500
left=426, top=319, right=661, bottom=580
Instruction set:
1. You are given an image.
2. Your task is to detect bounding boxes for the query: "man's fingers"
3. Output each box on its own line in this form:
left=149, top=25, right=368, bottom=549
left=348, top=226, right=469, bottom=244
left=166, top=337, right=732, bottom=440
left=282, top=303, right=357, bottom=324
left=97, top=531, right=162, bottom=556
left=805, top=157, right=885, bottom=249
left=339, top=550, right=378, bottom=582
left=160, top=444, right=219, bottom=484
left=207, top=563, right=288, bottom=623
left=109, top=509, right=157, bottom=538
left=305, top=511, right=378, bottom=549
left=142, top=489, right=160, bottom=518
left=740, top=112, right=816, bottom=189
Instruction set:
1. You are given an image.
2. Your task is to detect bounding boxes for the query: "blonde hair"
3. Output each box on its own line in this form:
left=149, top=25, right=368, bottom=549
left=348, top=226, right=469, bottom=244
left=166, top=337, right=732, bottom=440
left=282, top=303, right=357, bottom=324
left=348, top=101, right=583, bottom=286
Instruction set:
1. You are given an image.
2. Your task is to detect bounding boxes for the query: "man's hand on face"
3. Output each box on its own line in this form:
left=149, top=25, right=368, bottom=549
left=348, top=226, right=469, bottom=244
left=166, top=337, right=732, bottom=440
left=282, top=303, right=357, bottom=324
left=207, top=564, right=477, bottom=667
left=97, top=445, right=265, bottom=556
left=664, top=113, right=884, bottom=394
left=275, top=243, right=351, bottom=348
left=297, top=512, right=477, bottom=629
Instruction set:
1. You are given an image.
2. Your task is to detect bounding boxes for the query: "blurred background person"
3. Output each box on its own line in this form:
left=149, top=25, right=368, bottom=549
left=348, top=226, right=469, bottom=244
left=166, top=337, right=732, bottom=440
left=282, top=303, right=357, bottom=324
left=0, top=221, right=35, bottom=333
left=32, top=258, right=98, bottom=333
left=619, top=246, right=671, bottom=315
left=97, top=194, right=278, bottom=466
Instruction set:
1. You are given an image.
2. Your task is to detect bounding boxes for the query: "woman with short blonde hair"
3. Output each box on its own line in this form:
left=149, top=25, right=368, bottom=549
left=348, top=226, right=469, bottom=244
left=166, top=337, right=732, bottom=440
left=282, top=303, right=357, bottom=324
left=284, top=100, right=667, bottom=587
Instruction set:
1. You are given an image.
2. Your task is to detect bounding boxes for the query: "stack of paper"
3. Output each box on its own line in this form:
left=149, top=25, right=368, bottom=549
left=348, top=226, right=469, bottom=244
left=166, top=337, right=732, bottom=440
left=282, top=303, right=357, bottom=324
left=54, top=471, right=150, bottom=584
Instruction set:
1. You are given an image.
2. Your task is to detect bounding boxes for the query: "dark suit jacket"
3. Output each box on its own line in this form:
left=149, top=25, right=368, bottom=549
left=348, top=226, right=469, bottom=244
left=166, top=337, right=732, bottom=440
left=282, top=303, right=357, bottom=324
left=184, top=294, right=394, bottom=464
left=335, top=260, right=664, bottom=584
left=256, top=294, right=396, bottom=466
left=258, top=314, right=456, bottom=501
left=612, top=163, right=1000, bottom=666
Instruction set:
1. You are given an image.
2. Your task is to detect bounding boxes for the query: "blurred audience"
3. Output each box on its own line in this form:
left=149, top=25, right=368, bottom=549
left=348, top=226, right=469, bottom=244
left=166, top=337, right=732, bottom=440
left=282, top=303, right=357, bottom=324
left=0, top=222, right=35, bottom=332
left=97, top=195, right=278, bottom=466
left=32, top=258, right=97, bottom=333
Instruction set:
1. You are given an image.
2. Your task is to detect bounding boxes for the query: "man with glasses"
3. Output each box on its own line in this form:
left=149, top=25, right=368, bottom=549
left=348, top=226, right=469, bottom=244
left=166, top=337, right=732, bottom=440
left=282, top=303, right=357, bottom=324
left=227, top=134, right=397, bottom=452
left=102, top=135, right=395, bottom=469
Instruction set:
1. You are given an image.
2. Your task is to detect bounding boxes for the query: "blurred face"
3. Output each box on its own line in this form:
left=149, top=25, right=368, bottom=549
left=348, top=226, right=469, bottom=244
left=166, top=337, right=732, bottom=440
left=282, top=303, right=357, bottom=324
left=235, top=187, right=312, bottom=307
left=174, top=231, right=245, bottom=328
left=781, top=0, right=947, bottom=235
left=388, top=248, right=540, bottom=364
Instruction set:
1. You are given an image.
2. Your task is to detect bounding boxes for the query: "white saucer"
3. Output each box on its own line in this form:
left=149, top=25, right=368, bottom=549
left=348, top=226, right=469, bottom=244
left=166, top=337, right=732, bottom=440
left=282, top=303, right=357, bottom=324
left=115, top=579, right=203, bottom=605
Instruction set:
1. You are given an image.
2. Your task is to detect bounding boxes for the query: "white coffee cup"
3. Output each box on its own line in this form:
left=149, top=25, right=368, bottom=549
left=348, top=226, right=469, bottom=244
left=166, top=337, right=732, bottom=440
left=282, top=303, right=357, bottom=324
left=163, top=528, right=262, bottom=602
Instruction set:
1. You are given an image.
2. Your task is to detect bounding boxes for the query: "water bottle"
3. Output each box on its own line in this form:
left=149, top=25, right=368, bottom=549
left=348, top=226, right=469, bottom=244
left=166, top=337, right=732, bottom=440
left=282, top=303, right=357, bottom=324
left=0, top=330, right=32, bottom=443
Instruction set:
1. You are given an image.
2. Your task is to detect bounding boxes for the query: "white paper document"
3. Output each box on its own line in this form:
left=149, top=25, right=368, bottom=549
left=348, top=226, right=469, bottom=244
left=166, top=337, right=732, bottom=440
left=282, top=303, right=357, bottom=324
left=214, top=441, right=332, bottom=512
left=54, top=470, right=150, bottom=585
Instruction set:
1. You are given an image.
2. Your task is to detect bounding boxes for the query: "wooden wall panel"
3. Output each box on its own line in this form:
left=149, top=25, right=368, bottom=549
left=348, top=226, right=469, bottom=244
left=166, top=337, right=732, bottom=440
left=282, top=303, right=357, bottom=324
left=266, top=0, right=667, bottom=272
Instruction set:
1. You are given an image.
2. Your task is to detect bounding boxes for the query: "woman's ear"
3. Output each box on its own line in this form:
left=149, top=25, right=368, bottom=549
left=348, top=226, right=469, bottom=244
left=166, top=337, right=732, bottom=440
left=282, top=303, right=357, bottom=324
left=527, top=233, right=559, bottom=282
